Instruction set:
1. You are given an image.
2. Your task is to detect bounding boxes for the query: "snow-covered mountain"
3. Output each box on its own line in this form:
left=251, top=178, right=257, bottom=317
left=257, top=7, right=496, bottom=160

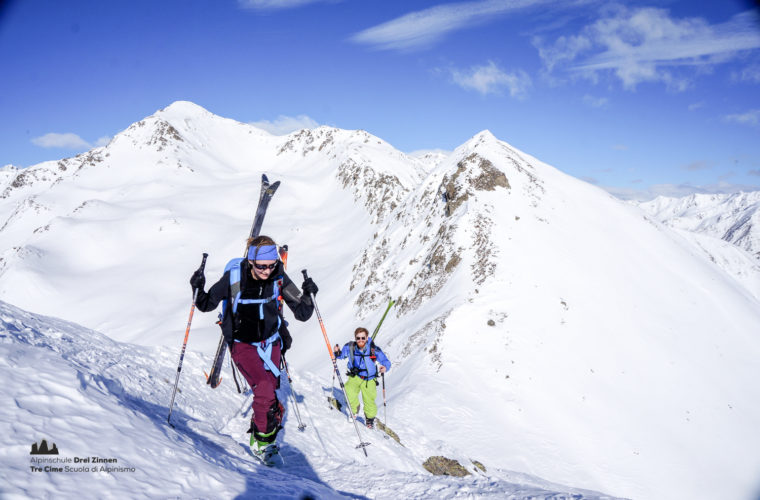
left=638, top=191, right=760, bottom=259
left=2, top=101, right=760, bottom=500
left=637, top=192, right=760, bottom=301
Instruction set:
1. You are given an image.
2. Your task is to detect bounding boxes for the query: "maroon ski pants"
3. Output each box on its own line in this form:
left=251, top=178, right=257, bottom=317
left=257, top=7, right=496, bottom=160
left=230, top=340, right=282, bottom=436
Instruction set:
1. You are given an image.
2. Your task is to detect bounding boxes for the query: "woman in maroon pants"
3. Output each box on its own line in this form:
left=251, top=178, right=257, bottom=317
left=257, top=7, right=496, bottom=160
left=190, top=235, right=317, bottom=460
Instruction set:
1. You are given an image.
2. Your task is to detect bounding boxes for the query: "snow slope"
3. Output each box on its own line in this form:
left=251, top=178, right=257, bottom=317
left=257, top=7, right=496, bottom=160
left=2, top=101, right=760, bottom=499
left=0, top=300, right=618, bottom=499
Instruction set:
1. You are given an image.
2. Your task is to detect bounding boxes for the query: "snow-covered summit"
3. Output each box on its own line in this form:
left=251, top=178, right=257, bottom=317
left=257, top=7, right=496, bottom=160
left=158, top=99, right=216, bottom=118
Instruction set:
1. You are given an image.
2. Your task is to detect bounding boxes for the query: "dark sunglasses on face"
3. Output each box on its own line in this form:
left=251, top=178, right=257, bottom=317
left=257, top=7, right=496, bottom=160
left=253, top=262, right=277, bottom=271
left=355, top=336, right=367, bottom=341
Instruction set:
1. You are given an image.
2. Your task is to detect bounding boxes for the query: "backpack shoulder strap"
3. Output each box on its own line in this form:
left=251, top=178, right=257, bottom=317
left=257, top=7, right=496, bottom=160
left=224, top=258, right=245, bottom=316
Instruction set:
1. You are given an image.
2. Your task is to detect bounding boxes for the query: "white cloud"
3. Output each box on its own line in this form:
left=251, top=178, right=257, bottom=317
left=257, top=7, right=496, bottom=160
left=249, top=114, right=321, bottom=135
left=723, top=109, right=760, bottom=126
left=688, top=101, right=704, bottom=111
left=238, top=0, right=337, bottom=10
left=31, top=133, right=91, bottom=150
left=351, top=0, right=551, bottom=51
left=95, top=136, right=112, bottom=147
left=533, top=33, right=592, bottom=73
left=451, top=61, right=531, bottom=97
left=536, top=7, right=760, bottom=90
left=583, top=94, right=608, bottom=107
left=736, top=64, right=760, bottom=83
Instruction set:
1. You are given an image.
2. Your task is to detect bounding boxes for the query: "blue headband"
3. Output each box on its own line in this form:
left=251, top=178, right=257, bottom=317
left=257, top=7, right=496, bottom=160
left=248, top=245, right=278, bottom=261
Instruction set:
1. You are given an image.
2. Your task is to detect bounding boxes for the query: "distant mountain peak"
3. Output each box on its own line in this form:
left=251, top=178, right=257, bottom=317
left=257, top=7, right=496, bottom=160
left=158, top=100, right=213, bottom=118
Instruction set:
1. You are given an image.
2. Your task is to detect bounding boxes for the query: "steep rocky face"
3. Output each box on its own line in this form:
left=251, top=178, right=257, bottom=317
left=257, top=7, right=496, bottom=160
left=147, top=119, right=184, bottom=151
left=277, top=127, right=423, bottom=225
left=441, top=152, right=510, bottom=215
left=277, top=127, right=337, bottom=156
left=336, top=158, right=408, bottom=224
left=349, top=141, right=518, bottom=322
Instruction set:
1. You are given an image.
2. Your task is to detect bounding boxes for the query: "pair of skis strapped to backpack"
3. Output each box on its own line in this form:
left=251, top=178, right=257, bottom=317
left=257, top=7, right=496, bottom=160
left=205, top=174, right=281, bottom=388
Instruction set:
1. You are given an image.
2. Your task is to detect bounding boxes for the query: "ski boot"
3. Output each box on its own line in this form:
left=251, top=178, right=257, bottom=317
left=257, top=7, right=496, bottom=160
left=251, top=432, right=279, bottom=466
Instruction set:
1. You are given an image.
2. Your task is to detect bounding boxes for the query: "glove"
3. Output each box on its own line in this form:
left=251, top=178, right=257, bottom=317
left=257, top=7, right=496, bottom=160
left=189, top=270, right=205, bottom=291
left=302, top=277, right=319, bottom=296
left=333, top=344, right=341, bottom=357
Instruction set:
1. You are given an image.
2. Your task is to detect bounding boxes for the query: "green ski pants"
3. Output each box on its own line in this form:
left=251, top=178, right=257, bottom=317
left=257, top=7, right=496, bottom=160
left=345, top=375, right=378, bottom=419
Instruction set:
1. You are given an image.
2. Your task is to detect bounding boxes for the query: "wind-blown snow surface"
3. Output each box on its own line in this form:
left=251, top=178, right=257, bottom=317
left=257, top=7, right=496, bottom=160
left=2, top=101, right=760, bottom=499
left=1, top=300, right=617, bottom=499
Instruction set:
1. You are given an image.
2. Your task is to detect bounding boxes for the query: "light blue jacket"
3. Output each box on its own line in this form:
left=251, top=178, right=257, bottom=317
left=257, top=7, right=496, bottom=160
left=335, top=341, right=391, bottom=380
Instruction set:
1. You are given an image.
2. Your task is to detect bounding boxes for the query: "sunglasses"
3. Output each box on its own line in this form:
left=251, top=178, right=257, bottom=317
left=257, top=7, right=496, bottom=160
left=253, top=262, right=277, bottom=271
left=355, top=336, right=367, bottom=341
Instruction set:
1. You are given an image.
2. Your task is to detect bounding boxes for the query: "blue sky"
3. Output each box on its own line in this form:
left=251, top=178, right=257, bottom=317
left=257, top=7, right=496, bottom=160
left=1, top=0, right=759, bottom=200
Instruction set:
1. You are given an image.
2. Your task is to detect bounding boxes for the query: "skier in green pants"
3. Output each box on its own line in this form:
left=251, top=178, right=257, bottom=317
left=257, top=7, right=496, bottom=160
left=334, top=327, right=391, bottom=429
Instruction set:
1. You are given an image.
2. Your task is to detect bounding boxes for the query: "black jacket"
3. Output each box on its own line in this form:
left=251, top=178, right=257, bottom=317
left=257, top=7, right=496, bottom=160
left=195, top=260, right=313, bottom=346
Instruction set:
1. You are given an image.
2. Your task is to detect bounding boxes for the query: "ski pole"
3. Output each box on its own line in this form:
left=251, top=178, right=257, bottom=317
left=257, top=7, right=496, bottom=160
left=302, top=269, right=370, bottom=456
left=168, top=252, right=208, bottom=427
left=330, top=368, right=337, bottom=409
left=230, top=355, right=244, bottom=393
left=282, top=355, right=307, bottom=431
left=382, top=372, right=387, bottom=426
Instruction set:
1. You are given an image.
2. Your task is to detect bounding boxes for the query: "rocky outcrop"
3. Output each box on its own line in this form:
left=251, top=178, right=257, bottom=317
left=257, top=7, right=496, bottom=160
left=422, top=456, right=470, bottom=477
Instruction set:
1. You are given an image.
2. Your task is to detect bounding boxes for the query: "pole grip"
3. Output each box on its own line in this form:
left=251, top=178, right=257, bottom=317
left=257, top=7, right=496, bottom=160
left=199, top=252, right=208, bottom=272
left=301, top=269, right=309, bottom=280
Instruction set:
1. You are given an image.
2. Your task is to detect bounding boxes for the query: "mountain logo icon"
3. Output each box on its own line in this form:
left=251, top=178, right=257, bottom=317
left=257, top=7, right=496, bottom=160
left=30, top=439, right=59, bottom=455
